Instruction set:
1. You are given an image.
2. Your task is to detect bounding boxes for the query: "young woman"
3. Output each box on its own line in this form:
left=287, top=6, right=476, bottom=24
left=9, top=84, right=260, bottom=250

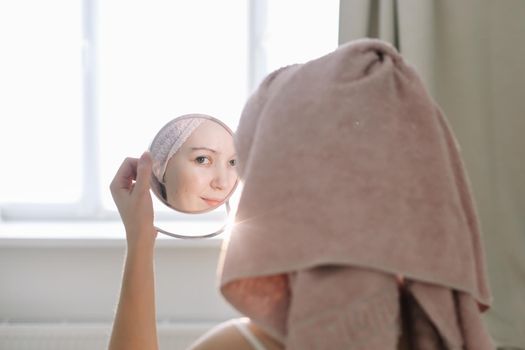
left=108, top=38, right=493, bottom=350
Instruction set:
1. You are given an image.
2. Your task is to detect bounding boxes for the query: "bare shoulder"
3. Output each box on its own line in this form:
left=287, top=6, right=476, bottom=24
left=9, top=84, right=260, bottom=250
left=186, top=319, right=254, bottom=350
left=187, top=318, right=284, bottom=350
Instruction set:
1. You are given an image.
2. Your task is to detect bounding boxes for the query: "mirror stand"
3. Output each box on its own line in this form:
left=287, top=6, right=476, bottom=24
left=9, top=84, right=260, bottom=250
left=154, top=201, right=232, bottom=239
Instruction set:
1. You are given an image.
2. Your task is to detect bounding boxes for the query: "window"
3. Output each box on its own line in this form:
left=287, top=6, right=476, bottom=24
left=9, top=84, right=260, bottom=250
left=0, top=0, right=339, bottom=223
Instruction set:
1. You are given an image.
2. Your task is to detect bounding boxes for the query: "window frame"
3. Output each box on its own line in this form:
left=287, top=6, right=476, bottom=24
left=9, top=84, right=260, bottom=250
left=1, top=0, right=340, bottom=224
left=0, top=0, right=266, bottom=223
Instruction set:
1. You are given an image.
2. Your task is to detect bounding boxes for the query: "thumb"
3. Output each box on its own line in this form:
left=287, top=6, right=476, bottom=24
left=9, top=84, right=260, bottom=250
left=135, top=151, right=153, bottom=194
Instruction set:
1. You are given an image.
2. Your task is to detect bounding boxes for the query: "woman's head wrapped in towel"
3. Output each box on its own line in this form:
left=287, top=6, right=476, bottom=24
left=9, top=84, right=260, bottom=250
left=219, top=39, right=493, bottom=349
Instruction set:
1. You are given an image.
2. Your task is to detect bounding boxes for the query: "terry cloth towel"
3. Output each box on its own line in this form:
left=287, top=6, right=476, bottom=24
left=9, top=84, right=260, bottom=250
left=219, top=39, right=493, bottom=349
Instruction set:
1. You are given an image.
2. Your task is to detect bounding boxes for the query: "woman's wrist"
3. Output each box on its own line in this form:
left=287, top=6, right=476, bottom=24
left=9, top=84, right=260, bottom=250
left=126, top=227, right=157, bottom=254
left=126, top=244, right=155, bottom=265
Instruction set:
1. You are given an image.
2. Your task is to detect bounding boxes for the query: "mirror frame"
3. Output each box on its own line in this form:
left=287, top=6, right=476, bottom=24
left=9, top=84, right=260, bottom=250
left=148, top=114, right=238, bottom=239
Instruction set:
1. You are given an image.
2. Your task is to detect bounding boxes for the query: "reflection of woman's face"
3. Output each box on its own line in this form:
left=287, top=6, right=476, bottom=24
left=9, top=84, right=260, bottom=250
left=163, top=120, right=237, bottom=212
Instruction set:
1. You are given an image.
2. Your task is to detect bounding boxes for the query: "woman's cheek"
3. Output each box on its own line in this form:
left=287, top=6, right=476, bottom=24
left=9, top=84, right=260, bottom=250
left=191, top=166, right=212, bottom=192
left=227, top=174, right=236, bottom=190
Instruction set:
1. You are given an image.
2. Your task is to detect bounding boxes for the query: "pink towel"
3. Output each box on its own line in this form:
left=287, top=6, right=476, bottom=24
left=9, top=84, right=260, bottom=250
left=219, top=39, right=493, bottom=349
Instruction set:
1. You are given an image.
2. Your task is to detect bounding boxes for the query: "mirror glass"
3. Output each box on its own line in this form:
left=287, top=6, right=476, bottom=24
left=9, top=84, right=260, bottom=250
left=148, top=114, right=239, bottom=238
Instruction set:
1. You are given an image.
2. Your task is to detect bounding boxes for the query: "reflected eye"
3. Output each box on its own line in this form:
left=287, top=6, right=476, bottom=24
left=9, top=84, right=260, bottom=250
left=229, top=159, right=237, bottom=167
left=195, top=156, right=211, bottom=165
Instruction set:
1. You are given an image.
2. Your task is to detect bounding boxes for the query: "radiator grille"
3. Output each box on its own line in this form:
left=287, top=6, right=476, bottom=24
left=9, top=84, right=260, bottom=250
left=0, top=323, right=212, bottom=350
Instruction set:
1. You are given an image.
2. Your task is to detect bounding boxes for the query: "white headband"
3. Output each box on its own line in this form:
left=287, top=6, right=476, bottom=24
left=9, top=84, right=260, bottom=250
left=150, top=116, right=206, bottom=183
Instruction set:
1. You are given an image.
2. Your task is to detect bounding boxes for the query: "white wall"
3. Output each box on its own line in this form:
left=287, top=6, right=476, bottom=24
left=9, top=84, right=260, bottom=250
left=0, top=223, right=240, bottom=349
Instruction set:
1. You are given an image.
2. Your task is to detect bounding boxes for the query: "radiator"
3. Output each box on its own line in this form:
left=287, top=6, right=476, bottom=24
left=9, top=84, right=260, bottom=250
left=0, top=322, right=213, bottom=350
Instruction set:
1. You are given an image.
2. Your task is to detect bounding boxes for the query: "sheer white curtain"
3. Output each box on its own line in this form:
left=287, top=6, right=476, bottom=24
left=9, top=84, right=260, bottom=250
left=0, top=1, right=340, bottom=223
left=339, top=0, right=525, bottom=348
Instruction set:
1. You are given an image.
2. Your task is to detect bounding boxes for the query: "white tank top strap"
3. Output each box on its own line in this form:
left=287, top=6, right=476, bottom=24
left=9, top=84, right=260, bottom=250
left=231, top=318, right=267, bottom=350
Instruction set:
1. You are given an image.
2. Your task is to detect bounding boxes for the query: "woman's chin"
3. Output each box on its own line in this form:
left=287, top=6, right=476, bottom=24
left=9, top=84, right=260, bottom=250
left=166, top=195, right=216, bottom=212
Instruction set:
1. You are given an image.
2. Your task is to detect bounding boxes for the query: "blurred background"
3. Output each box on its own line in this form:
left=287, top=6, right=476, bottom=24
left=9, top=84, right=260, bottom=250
left=0, top=0, right=523, bottom=349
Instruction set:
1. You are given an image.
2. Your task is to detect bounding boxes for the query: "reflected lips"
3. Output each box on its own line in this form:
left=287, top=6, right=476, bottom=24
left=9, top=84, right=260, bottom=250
left=201, top=198, right=222, bottom=207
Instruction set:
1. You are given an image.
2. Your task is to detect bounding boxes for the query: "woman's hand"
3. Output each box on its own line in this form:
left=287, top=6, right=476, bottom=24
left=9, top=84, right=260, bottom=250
left=110, top=152, right=157, bottom=250
left=109, top=152, right=159, bottom=350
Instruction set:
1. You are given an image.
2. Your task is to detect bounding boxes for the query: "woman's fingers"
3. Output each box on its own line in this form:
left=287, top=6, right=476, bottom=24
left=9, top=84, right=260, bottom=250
left=110, top=157, right=139, bottom=195
left=109, top=154, right=156, bottom=250
left=134, top=152, right=152, bottom=194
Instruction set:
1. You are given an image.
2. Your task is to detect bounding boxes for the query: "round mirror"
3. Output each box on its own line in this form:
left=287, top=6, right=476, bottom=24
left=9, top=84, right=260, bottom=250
left=148, top=114, right=238, bottom=238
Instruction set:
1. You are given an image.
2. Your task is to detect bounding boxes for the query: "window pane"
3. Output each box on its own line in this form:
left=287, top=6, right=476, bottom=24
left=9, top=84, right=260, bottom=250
left=98, top=0, right=248, bottom=210
left=265, top=0, right=339, bottom=72
left=0, top=0, right=83, bottom=203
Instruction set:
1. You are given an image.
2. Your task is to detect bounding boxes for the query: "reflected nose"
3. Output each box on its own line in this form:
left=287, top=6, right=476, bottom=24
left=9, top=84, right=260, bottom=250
left=211, top=166, right=232, bottom=191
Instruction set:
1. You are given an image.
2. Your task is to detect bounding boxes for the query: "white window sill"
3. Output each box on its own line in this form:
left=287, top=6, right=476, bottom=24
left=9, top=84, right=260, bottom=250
left=0, top=221, right=225, bottom=248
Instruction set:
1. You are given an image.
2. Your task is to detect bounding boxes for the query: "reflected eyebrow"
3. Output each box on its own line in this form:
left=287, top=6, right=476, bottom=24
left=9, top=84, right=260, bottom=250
left=191, top=147, right=218, bottom=154
left=190, top=147, right=237, bottom=158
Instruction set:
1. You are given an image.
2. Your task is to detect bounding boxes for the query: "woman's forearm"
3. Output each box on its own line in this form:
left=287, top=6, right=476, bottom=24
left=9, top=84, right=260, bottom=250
left=108, top=243, right=158, bottom=350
